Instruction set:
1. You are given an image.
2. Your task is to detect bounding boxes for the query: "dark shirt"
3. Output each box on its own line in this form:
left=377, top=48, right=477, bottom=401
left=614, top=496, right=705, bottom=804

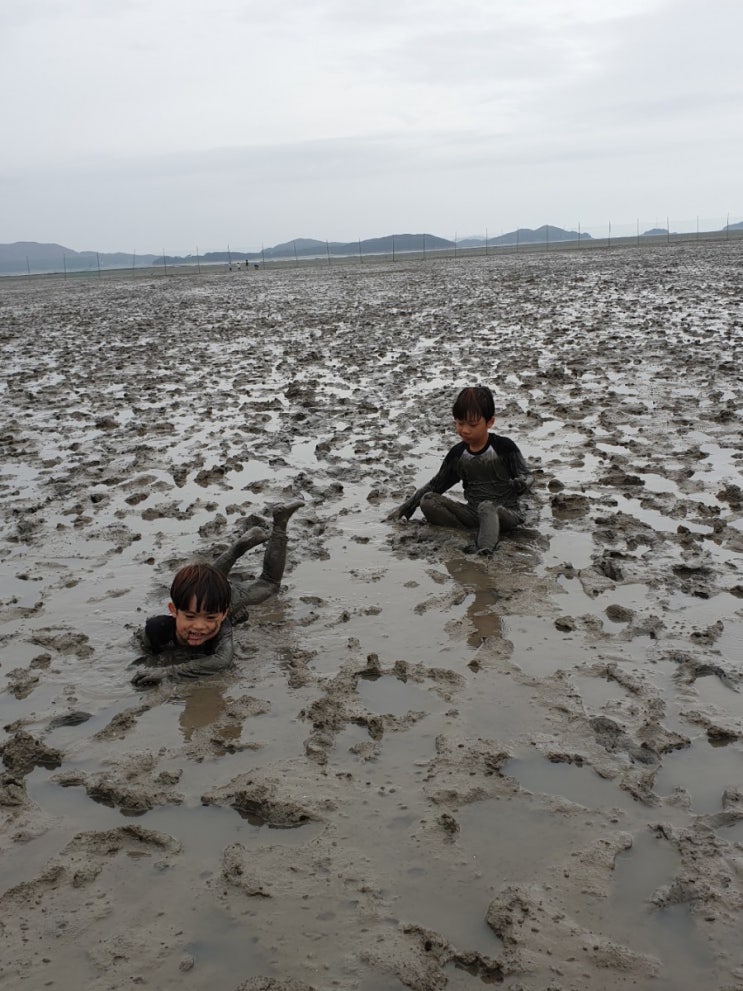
left=136, top=616, right=234, bottom=678
left=428, top=433, right=531, bottom=508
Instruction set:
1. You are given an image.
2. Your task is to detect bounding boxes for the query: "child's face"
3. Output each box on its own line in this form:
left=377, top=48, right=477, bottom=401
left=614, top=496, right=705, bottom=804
left=455, top=414, right=494, bottom=451
left=168, top=597, right=228, bottom=648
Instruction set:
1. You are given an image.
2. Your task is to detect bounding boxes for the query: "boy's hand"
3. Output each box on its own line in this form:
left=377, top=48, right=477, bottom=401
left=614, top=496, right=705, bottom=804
left=132, top=668, right=166, bottom=687
left=385, top=495, right=417, bottom=521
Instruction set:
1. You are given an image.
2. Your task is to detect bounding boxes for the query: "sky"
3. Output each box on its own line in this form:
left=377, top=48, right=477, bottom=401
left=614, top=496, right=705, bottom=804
left=2, top=0, right=742, bottom=254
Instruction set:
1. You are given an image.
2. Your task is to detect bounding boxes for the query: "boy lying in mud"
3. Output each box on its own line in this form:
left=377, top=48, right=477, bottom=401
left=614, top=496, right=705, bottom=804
left=387, top=385, right=532, bottom=556
left=130, top=500, right=303, bottom=686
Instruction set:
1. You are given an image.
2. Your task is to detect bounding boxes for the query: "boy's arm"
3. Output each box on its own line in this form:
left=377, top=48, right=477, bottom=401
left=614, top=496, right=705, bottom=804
left=131, top=623, right=235, bottom=686
left=498, top=438, right=534, bottom=494
left=386, top=448, right=461, bottom=520
left=385, top=481, right=433, bottom=521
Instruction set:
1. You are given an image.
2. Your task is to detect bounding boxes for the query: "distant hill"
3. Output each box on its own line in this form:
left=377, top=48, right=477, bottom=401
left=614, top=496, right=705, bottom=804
left=459, top=225, right=591, bottom=247
left=168, top=229, right=585, bottom=265
left=1, top=220, right=740, bottom=274
left=257, top=233, right=453, bottom=260
left=0, top=230, right=588, bottom=274
left=0, top=242, right=159, bottom=275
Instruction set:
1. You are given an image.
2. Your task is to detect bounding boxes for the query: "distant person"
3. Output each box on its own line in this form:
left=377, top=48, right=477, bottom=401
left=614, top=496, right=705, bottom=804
left=386, top=386, right=532, bottom=556
left=131, top=500, right=303, bottom=685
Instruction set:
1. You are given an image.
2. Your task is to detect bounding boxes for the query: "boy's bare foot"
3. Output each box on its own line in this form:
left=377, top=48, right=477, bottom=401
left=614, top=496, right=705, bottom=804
left=272, top=498, right=305, bottom=528
left=233, top=526, right=269, bottom=554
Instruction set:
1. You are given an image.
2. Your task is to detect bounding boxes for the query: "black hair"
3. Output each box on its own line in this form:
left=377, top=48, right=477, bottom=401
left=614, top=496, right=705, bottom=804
left=452, top=385, right=495, bottom=422
left=170, top=563, right=231, bottom=613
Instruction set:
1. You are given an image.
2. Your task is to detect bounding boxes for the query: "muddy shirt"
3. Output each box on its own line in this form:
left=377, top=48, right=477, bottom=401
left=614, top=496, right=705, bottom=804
left=136, top=616, right=234, bottom=678
left=428, top=433, right=530, bottom=509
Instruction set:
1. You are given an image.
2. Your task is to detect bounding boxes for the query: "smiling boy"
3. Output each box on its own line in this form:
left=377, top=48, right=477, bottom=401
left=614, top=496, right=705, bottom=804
left=387, top=386, right=532, bottom=556
left=131, top=500, right=303, bottom=685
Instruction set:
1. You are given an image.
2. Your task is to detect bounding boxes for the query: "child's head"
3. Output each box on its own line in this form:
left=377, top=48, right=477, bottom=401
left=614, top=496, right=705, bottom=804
left=452, top=386, right=495, bottom=423
left=452, top=386, right=495, bottom=450
left=167, top=563, right=231, bottom=648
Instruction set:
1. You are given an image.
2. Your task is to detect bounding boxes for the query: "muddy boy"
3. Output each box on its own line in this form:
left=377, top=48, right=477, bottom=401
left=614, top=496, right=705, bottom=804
left=131, top=500, right=303, bottom=685
left=387, top=385, right=532, bottom=555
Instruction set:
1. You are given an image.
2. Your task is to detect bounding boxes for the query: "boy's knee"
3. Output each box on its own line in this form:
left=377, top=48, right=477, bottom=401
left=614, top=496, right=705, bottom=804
left=477, top=500, right=498, bottom=518
left=419, top=492, right=442, bottom=518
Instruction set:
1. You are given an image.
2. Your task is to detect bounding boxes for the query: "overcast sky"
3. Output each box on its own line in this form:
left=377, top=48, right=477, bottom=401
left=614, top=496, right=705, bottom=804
left=2, top=0, right=741, bottom=253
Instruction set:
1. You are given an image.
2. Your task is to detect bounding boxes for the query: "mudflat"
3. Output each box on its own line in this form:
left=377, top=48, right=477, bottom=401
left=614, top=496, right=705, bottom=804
left=1, top=241, right=741, bottom=991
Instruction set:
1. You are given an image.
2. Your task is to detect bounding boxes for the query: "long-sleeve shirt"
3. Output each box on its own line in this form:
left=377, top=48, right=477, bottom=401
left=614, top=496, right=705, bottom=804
left=396, top=432, right=531, bottom=522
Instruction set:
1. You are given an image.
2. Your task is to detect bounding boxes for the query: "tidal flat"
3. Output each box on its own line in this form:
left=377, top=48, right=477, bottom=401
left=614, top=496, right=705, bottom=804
left=0, top=242, right=742, bottom=990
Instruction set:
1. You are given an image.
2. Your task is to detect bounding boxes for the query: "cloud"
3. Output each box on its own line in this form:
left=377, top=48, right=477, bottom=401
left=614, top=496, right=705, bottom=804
left=1, top=0, right=740, bottom=250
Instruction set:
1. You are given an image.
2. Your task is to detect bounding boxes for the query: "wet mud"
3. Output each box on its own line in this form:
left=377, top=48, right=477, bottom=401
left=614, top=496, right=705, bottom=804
left=1, top=242, right=742, bottom=989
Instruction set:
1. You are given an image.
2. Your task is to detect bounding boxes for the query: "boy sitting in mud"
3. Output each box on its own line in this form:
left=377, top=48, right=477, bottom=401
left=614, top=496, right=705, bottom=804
left=387, top=386, right=531, bottom=556
left=131, top=500, right=303, bottom=685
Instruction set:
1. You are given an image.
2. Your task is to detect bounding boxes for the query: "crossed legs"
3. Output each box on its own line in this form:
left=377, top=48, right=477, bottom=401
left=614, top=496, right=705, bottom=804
left=419, top=492, right=521, bottom=556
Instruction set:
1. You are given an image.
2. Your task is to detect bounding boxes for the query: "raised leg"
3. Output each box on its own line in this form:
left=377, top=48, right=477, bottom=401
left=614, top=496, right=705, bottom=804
left=230, top=499, right=304, bottom=622
left=212, top=527, right=268, bottom=576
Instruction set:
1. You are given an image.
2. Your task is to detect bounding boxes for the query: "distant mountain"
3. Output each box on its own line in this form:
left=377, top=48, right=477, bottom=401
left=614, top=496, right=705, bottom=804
left=1, top=220, right=739, bottom=274
left=460, top=226, right=591, bottom=247
left=0, top=241, right=158, bottom=275
left=258, top=233, right=453, bottom=260
left=154, top=234, right=458, bottom=265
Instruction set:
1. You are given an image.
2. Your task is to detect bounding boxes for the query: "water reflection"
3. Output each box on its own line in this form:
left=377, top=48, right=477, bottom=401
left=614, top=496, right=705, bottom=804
left=178, top=681, right=238, bottom=744
left=444, top=557, right=502, bottom=648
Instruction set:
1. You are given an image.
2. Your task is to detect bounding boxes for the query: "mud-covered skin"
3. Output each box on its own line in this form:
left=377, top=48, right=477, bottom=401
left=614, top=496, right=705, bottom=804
left=132, top=619, right=236, bottom=685
left=389, top=433, right=532, bottom=552
left=131, top=500, right=303, bottom=684
left=221, top=500, right=304, bottom=621
left=420, top=492, right=524, bottom=554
